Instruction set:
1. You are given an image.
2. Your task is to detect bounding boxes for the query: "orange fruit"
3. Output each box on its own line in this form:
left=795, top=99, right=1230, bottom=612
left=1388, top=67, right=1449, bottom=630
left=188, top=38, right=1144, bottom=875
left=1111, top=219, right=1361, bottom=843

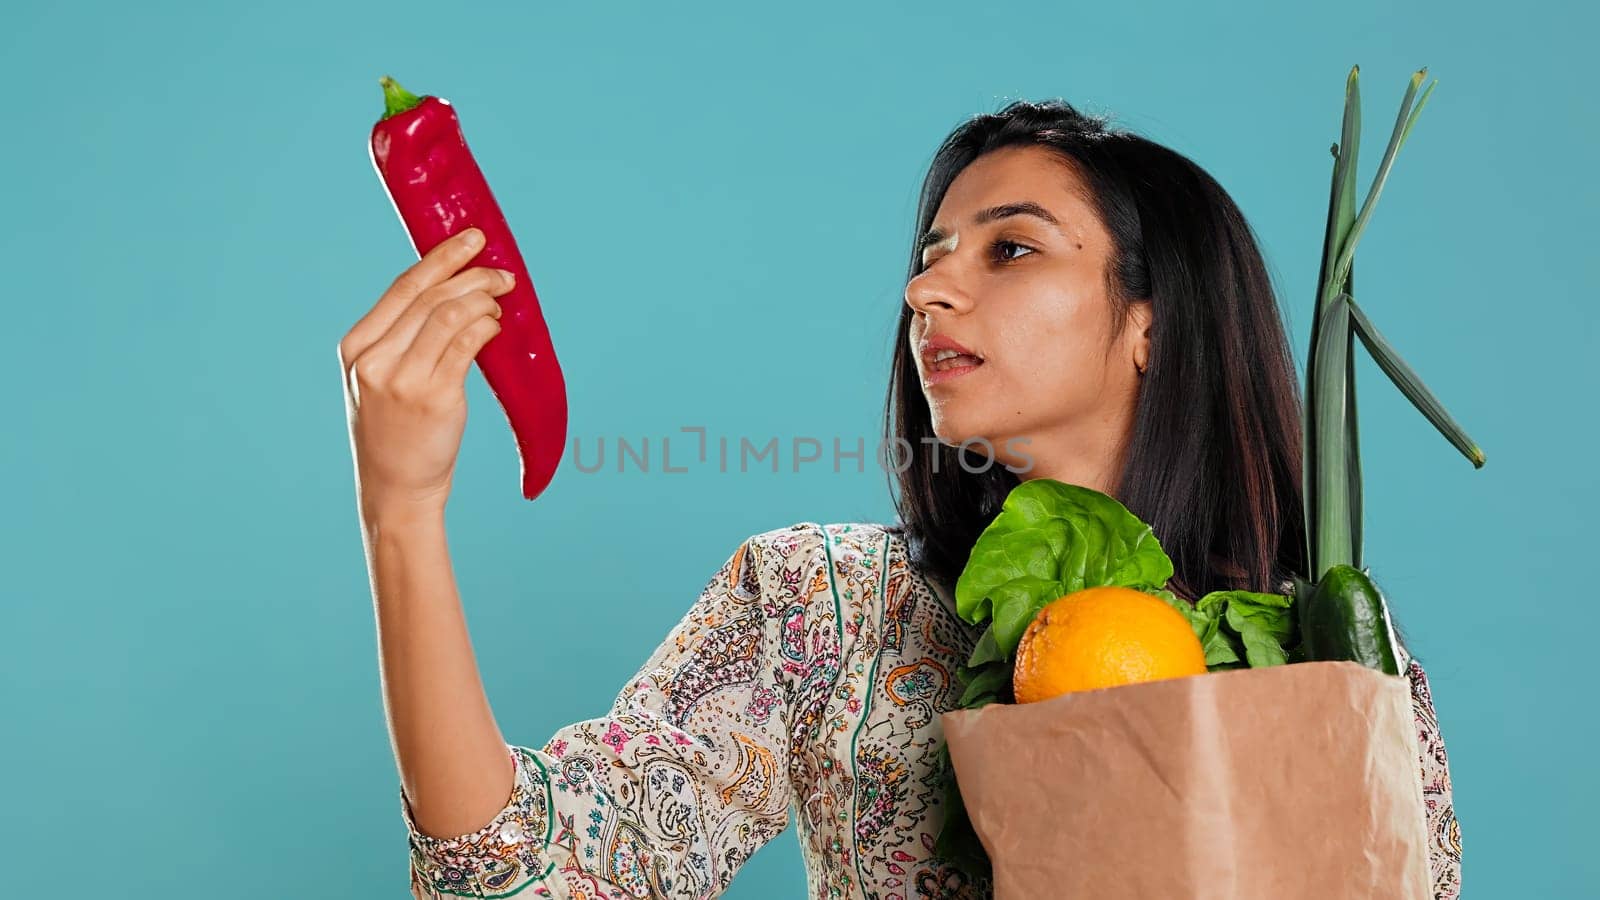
left=1012, top=585, right=1208, bottom=703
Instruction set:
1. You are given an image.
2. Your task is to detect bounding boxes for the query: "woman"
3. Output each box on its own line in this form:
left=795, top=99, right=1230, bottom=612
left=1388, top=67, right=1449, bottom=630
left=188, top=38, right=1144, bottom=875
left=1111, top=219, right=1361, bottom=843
left=340, top=100, right=1462, bottom=899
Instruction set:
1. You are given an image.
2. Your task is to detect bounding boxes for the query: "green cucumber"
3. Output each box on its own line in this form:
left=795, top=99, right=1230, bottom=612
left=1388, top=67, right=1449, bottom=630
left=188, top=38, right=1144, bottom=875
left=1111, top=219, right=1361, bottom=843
left=1296, top=565, right=1400, bottom=676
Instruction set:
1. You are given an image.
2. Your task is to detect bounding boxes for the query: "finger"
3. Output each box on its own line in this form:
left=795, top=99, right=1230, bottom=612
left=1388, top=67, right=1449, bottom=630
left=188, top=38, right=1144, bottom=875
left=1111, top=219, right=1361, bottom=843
left=341, top=228, right=487, bottom=362
left=395, top=290, right=504, bottom=380
left=432, top=314, right=504, bottom=387
left=374, top=266, right=514, bottom=362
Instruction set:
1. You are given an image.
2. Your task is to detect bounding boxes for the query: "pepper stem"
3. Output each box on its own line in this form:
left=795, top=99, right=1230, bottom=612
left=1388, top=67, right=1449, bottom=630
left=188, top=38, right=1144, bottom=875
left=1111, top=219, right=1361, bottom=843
left=379, top=75, right=425, bottom=120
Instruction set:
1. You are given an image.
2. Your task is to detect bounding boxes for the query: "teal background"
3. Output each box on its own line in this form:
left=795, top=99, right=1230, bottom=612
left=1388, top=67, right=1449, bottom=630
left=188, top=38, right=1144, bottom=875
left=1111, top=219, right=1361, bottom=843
left=2, top=0, right=1592, bottom=895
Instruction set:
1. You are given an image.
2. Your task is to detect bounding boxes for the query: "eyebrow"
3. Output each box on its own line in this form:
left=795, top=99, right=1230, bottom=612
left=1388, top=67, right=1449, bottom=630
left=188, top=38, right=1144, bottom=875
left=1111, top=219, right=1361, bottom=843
left=917, top=201, right=1062, bottom=251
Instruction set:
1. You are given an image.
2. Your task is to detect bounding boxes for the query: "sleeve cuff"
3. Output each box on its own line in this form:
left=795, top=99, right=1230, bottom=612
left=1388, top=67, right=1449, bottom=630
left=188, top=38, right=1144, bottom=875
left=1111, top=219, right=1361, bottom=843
left=401, top=745, right=562, bottom=897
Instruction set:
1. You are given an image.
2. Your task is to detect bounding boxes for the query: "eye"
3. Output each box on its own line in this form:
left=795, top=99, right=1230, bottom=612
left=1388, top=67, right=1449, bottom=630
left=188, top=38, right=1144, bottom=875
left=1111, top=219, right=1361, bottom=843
left=991, top=240, right=1036, bottom=263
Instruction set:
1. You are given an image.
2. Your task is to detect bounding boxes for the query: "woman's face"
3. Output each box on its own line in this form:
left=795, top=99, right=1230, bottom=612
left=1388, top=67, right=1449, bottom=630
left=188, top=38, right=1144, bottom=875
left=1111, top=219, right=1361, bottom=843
left=905, top=144, right=1150, bottom=487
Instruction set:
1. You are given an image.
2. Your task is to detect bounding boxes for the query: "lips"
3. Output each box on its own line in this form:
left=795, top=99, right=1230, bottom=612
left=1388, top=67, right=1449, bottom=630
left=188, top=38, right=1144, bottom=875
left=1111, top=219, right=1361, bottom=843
left=919, top=333, right=986, bottom=385
left=929, top=352, right=984, bottom=372
left=922, top=358, right=983, bottom=386
left=920, top=333, right=984, bottom=368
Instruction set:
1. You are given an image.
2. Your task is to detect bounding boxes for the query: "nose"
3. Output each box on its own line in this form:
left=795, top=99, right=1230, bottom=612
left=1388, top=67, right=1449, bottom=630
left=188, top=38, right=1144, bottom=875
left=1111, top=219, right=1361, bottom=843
left=904, top=265, right=975, bottom=318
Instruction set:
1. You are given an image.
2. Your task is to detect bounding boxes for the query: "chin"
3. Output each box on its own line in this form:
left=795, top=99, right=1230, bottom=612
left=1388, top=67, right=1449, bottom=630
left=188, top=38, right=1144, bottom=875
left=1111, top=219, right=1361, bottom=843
left=926, top=406, right=1038, bottom=474
left=928, top=413, right=1002, bottom=455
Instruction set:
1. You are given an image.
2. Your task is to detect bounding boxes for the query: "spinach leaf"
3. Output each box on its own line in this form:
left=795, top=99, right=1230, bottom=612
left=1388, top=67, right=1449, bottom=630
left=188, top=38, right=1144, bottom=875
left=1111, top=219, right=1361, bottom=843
left=932, top=743, right=993, bottom=880
left=964, top=623, right=1005, bottom=668
left=953, top=625, right=1011, bottom=708
left=956, top=662, right=1011, bottom=708
left=1152, top=588, right=1242, bottom=667
left=1162, top=589, right=1299, bottom=670
left=1216, top=590, right=1297, bottom=668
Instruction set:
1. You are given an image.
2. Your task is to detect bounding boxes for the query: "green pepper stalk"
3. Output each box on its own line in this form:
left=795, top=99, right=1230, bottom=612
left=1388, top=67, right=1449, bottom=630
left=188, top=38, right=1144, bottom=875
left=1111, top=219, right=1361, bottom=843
left=379, top=75, right=425, bottom=119
left=1298, top=66, right=1485, bottom=674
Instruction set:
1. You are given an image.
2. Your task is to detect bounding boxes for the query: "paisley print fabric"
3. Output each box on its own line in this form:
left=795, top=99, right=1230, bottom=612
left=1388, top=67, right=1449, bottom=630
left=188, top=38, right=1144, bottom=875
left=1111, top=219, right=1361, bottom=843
left=1406, top=655, right=1464, bottom=900
left=401, top=521, right=1462, bottom=899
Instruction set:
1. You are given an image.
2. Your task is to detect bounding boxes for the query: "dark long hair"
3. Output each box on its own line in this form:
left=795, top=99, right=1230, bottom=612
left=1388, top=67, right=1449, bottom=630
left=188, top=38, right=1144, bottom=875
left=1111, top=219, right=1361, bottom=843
left=886, top=99, right=1306, bottom=603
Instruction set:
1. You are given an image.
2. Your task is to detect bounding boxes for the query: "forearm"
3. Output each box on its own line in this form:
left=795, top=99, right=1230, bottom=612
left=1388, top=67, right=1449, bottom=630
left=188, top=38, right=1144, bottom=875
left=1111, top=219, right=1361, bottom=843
left=361, top=504, right=513, bottom=839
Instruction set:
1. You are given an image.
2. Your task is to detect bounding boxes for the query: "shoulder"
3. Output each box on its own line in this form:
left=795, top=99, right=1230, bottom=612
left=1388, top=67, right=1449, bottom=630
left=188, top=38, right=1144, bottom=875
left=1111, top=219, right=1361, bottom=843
left=739, top=521, right=904, bottom=574
left=747, top=520, right=900, bottom=553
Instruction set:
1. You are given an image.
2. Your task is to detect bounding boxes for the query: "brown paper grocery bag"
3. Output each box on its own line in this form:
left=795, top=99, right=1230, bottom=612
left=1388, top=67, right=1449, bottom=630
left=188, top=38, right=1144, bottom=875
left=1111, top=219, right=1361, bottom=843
left=941, top=660, right=1430, bottom=900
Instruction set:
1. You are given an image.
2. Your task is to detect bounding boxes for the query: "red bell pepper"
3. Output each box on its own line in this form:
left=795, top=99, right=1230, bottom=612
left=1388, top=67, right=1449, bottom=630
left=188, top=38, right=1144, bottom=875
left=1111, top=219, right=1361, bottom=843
left=368, top=75, right=567, bottom=501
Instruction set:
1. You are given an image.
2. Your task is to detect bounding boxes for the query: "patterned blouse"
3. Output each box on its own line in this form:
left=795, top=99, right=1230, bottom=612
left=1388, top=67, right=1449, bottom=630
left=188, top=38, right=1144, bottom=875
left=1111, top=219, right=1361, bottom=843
left=401, top=521, right=1463, bottom=899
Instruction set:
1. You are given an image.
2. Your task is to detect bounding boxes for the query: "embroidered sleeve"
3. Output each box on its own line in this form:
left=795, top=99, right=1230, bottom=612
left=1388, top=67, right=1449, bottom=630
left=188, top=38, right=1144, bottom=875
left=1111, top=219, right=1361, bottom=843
left=402, top=745, right=562, bottom=898
left=401, top=523, right=839, bottom=899
left=1406, top=658, right=1463, bottom=900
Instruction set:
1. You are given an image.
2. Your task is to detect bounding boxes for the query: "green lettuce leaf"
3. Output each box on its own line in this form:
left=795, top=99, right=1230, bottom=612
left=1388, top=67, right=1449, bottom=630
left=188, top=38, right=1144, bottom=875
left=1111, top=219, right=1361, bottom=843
left=954, top=480, right=1174, bottom=655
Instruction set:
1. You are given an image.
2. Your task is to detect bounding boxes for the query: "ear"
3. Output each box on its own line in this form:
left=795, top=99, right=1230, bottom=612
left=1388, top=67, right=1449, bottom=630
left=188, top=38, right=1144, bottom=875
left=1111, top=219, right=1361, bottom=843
left=1127, top=300, right=1153, bottom=374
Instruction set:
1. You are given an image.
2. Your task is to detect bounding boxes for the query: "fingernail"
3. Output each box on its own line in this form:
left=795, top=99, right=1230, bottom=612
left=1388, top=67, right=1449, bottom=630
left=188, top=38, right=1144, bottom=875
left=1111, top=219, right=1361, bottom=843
left=498, top=269, right=516, bottom=285
left=462, top=228, right=484, bottom=249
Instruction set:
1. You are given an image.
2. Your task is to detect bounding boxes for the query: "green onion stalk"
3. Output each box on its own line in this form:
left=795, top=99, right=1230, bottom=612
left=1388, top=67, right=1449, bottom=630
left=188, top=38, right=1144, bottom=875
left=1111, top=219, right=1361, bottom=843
left=1295, top=66, right=1485, bottom=675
